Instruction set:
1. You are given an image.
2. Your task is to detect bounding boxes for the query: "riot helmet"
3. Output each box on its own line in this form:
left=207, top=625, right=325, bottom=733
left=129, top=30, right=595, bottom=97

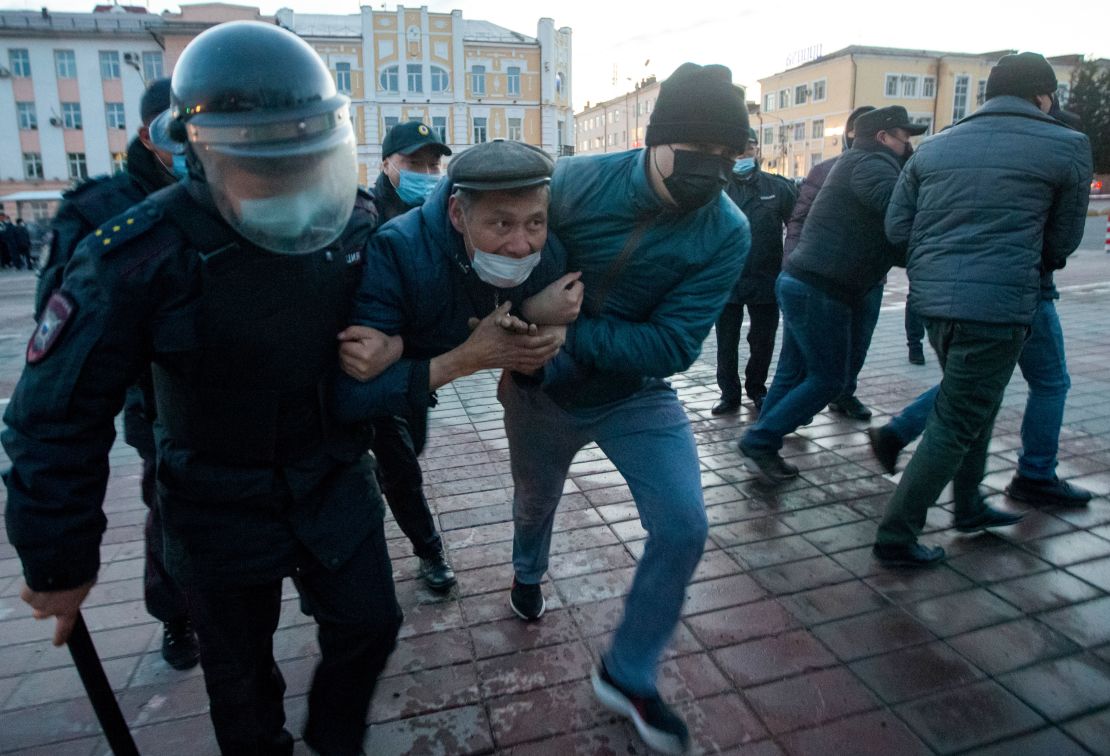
left=169, top=21, right=357, bottom=254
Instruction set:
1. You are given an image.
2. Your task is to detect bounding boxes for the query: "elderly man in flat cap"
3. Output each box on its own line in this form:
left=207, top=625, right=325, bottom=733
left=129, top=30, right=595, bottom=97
left=873, top=52, right=1092, bottom=568
left=332, top=138, right=581, bottom=462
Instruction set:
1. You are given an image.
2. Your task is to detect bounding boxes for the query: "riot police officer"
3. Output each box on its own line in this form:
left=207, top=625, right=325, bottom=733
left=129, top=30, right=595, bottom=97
left=3, top=21, right=401, bottom=755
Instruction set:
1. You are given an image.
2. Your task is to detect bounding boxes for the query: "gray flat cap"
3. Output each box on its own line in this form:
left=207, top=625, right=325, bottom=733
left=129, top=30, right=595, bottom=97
left=448, top=140, right=553, bottom=191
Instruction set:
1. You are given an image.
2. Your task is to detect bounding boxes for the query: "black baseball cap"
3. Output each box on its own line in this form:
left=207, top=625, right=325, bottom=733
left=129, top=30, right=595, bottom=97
left=382, top=120, right=452, bottom=158
left=448, top=140, right=553, bottom=192
left=854, top=106, right=928, bottom=139
left=140, top=78, right=172, bottom=125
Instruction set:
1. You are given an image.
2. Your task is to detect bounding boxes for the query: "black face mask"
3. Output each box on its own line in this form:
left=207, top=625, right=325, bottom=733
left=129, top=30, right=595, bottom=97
left=662, top=149, right=730, bottom=212
left=1047, top=94, right=1062, bottom=119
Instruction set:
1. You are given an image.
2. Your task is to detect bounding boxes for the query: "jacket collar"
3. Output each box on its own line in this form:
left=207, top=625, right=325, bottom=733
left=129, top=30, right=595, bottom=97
left=959, top=95, right=1056, bottom=124
left=417, top=177, right=471, bottom=274
left=632, top=148, right=672, bottom=217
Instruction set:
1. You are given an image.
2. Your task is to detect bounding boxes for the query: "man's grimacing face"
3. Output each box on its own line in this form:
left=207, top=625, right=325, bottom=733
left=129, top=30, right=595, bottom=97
left=448, top=186, right=549, bottom=261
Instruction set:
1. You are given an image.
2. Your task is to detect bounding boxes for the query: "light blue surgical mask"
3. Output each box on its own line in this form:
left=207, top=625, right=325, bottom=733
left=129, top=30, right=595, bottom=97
left=732, top=157, right=757, bottom=177
left=471, top=248, right=542, bottom=289
left=395, top=170, right=440, bottom=206
left=238, top=192, right=321, bottom=241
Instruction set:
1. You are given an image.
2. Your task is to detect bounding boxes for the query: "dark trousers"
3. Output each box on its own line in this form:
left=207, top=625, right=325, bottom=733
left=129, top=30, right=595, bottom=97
left=715, top=301, right=780, bottom=403
left=836, top=281, right=883, bottom=401
left=185, top=523, right=402, bottom=756
left=371, top=415, right=442, bottom=559
left=905, top=304, right=925, bottom=347
left=141, top=458, right=190, bottom=623
left=876, top=319, right=1027, bottom=546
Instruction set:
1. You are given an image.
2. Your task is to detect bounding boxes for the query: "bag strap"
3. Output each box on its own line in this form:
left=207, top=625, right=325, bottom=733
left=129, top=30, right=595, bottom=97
left=585, top=218, right=652, bottom=317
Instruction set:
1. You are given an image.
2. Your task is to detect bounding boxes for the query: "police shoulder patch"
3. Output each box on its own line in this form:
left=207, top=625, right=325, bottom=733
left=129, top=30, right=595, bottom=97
left=28, top=291, right=76, bottom=364
left=89, top=200, right=164, bottom=256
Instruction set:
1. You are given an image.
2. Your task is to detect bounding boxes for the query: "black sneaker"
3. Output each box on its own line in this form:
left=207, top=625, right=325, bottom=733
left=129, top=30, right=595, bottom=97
left=710, top=398, right=740, bottom=416
left=592, top=663, right=689, bottom=754
left=829, top=395, right=872, bottom=421
left=953, top=504, right=1024, bottom=533
left=419, top=552, right=457, bottom=592
left=162, top=618, right=200, bottom=670
left=509, top=578, right=545, bottom=621
left=738, top=442, right=799, bottom=486
left=868, top=425, right=906, bottom=475
left=872, top=542, right=946, bottom=568
left=908, top=344, right=926, bottom=365
left=1005, top=474, right=1093, bottom=508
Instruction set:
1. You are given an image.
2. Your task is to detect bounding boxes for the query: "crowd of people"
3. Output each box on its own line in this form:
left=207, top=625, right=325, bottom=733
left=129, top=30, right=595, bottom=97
left=1, top=20, right=1095, bottom=756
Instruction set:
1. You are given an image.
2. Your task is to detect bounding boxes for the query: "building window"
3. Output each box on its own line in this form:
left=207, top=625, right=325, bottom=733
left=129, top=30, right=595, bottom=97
left=762, top=126, right=774, bottom=146
left=106, top=102, right=126, bottom=130
left=383, top=115, right=399, bottom=135
left=812, top=79, right=826, bottom=101
left=432, top=115, right=447, bottom=143
left=61, top=102, right=82, bottom=129
left=778, top=89, right=790, bottom=109
left=471, top=65, right=486, bottom=96
left=99, top=51, right=120, bottom=80
left=555, top=71, right=564, bottom=95
left=10, top=48, right=30, bottom=77
left=901, top=75, right=918, bottom=98
left=885, top=74, right=900, bottom=97
left=112, top=152, right=127, bottom=173
left=794, top=84, right=808, bottom=105
left=472, top=116, right=487, bottom=144
left=763, top=93, right=774, bottom=112
left=28, top=201, right=51, bottom=220
left=335, top=62, right=351, bottom=94
left=778, top=125, right=788, bottom=145
left=430, top=66, right=449, bottom=93
left=507, top=117, right=522, bottom=141
left=793, top=122, right=806, bottom=141
left=55, top=50, right=77, bottom=79
left=23, top=152, right=43, bottom=180
left=406, top=64, right=423, bottom=93
left=17, top=102, right=37, bottom=130
left=922, top=76, right=936, bottom=98
left=67, top=152, right=88, bottom=181
left=506, top=66, right=520, bottom=96
left=812, top=118, right=824, bottom=139
left=976, top=79, right=987, bottom=106
left=952, top=75, right=969, bottom=122
left=142, top=51, right=163, bottom=81
left=810, top=152, right=822, bottom=170
left=379, top=66, right=399, bottom=93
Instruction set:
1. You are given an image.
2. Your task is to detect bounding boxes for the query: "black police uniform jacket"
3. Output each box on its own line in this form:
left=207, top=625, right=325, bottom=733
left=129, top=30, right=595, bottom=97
left=724, top=167, right=797, bottom=305
left=3, top=179, right=382, bottom=592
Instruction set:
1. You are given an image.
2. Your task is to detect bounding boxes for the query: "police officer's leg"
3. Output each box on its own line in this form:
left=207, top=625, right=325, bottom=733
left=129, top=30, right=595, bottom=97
left=297, top=460, right=402, bottom=755
left=185, top=580, right=292, bottom=755
left=744, top=301, right=780, bottom=402
left=714, top=301, right=744, bottom=406
left=371, top=415, right=443, bottom=560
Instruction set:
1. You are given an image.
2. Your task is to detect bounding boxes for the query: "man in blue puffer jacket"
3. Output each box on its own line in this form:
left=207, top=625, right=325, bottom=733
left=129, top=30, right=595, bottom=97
left=873, top=52, right=1092, bottom=568
left=500, top=63, right=750, bottom=755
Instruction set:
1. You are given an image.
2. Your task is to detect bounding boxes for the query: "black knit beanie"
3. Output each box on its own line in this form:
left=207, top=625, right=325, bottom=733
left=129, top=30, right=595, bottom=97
left=645, top=63, right=749, bottom=151
left=985, top=52, right=1057, bottom=101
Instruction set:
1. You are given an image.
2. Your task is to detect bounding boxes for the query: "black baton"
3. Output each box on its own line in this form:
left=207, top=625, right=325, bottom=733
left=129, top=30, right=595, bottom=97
left=66, top=612, right=140, bottom=755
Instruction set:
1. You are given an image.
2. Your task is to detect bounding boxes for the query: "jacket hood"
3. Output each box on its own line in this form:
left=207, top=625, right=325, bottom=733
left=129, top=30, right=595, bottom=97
left=959, top=95, right=1059, bottom=125
left=417, top=176, right=471, bottom=274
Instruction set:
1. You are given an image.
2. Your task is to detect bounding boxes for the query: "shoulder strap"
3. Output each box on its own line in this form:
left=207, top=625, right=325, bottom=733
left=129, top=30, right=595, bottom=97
left=584, top=218, right=652, bottom=317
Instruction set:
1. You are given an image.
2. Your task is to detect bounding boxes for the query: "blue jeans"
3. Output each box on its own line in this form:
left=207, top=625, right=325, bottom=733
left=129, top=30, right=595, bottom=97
left=500, top=374, right=707, bottom=697
left=885, top=299, right=1069, bottom=479
left=839, top=281, right=883, bottom=400
left=743, top=273, right=857, bottom=452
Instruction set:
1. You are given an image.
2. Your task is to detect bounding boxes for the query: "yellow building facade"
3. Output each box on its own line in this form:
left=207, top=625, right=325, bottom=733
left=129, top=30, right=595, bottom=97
left=756, top=46, right=1080, bottom=179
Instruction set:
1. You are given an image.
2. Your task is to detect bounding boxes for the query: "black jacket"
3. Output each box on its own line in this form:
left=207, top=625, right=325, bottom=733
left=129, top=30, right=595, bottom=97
left=783, top=156, right=836, bottom=258
left=784, top=139, right=906, bottom=303
left=370, top=170, right=413, bottom=223
left=725, top=167, right=796, bottom=304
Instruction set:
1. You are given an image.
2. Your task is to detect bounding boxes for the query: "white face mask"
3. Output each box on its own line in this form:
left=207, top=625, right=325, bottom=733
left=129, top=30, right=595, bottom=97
left=471, top=248, right=542, bottom=289
left=237, top=192, right=321, bottom=242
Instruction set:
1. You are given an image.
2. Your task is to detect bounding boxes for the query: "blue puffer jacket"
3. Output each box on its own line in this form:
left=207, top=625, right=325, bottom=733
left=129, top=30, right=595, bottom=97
left=331, top=177, right=566, bottom=423
left=545, top=149, right=750, bottom=406
left=887, top=96, right=1092, bottom=325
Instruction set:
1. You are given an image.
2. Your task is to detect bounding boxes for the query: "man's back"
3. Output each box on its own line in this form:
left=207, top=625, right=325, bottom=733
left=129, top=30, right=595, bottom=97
left=888, top=95, right=1091, bottom=325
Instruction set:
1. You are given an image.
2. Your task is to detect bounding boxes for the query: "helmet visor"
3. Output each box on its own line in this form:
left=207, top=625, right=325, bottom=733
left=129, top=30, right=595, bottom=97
left=195, top=114, right=358, bottom=255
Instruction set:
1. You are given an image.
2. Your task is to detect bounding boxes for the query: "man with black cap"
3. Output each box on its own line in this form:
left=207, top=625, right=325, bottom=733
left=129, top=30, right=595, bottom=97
left=712, top=127, right=796, bottom=416
left=331, top=138, right=577, bottom=457
left=738, top=105, right=924, bottom=486
left=497, top=62, right=749, bottom=754
left=31, top=78, right=199, bottom=671
left=784, top=104, right=881, bottom=419
left=362, top=120, right=457, bottom=591
left=873, top=52, right=1092, bottom=567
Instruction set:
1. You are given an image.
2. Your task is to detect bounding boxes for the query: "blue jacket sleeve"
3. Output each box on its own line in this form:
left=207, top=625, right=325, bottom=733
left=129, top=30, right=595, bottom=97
left=1042, top=134, right=1093, bottom=270
left=885, top=159, right=920, bottom=248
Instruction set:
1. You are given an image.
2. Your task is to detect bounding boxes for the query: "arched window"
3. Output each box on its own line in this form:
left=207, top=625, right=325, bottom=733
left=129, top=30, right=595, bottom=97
left=430, top=66, right=449, bottom=93
left=379, top=65, right=399, bottom=93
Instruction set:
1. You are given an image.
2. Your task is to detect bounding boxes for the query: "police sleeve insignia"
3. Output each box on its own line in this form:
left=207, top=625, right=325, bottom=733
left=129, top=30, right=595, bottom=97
left=27, top=291, right=76, bottom=364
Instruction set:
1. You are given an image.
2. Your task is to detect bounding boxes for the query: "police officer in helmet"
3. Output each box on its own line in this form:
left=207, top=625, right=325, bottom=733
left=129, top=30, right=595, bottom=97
left=4, top=21, right=401, bottom=755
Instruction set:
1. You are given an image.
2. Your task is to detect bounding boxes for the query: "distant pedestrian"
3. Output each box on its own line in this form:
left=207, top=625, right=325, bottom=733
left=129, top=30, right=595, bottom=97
left=739, top=106, right=923, bottom=485
left=712, top=127, right=796, bottom=416
left=873, top=52, right=1092, bottom=567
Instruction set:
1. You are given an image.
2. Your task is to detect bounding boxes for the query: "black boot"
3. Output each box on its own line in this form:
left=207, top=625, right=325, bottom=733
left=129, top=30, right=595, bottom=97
left=419, top=552, right=457, bottom=592
left=162, top=618, right=200, bottom=670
